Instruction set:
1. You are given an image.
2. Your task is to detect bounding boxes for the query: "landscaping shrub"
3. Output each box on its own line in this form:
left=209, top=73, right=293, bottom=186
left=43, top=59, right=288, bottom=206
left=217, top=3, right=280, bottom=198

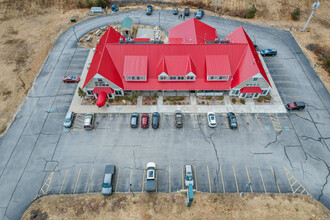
left=291, top=8, right=300, bottom=20
left=78, top=87, right=86, bottom=98
left=266, top=95, right=272, bottom=100
left=206, top=96, right=212, bottom=100
left=173, top=101, right=177, bottom=105
left=325, top=57, right=330, bottom=71
left=231, top=98, right=237, bottom=103
left=257, top=96, right=265, bottom=102
left=109, top=99, right=114, bottom=103
left=169, top=97, right=175, bottom=101
left=95, top=0, right=107, bottom=8
left=246, top=4, right=258, bottom=19
left=115, top=96, right=121, bottom=102
left=201, top=101, right=205, bottom=105
left=218, top=96, right=224, bottom=101
left=152, top=101, right=157, bottom=105
left=130, top=91, right=137, bottom=101
left=153, top=92, right=158, bottom=100
left=77, top=0, right=84, bottom=8
left=240, top=99, right=245, bottom=104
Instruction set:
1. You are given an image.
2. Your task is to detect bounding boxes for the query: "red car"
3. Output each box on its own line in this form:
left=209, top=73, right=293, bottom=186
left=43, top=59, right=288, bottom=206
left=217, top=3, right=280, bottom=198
left=141, top=113, right=149, bottom=128
left=62, top=76, right=80, bottom=83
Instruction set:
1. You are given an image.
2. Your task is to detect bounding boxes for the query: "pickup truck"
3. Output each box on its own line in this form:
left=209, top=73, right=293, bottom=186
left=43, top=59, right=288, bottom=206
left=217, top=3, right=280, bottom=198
left=102, top=165, right=115, bottom=195
left=145, top=162, right=156, bottom=192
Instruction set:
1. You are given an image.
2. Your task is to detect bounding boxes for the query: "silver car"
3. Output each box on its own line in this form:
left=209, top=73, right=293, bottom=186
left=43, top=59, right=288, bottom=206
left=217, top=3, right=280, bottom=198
left=184, top=165, right=194, bottom=187
left=207, top=112, right=217, bottom=128
left=102, top=165, right=115, bottom=195
left=63, top=111, right=74, bottom=128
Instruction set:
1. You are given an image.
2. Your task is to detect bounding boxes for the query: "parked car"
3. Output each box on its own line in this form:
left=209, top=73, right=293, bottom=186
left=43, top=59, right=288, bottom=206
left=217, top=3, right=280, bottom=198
left=84, top=113, right=94, bottom=129
left=62, top=76, right=80, bottom=83
left=286, top=101, right=306, bottom=111
left=184, top=165, right=194, bottom=187
left=130, top=113, right=139, bottom=128
left=173, top=7, right=179, bottom=15
left=195, top=9, right=204, bottom=19
left=64, top=111, right=74, bottom=128
left=184, top=8, right=190, bottom=16
left=152, top=112, right=160, bottom=129
left=207, top=112, right=217, bottom=128
left=261, top=49, right=277, bottom=56
left=146, top=162, right=156, bottom=192
left=175, top=110, right=183, bottom=128
left=102, top=165, right=115, bottom=195
left=146, top=5, right=152, bottom=15
left=227, top=112, right=237, bottom=129
left=141, top=113, right=149, bottom=128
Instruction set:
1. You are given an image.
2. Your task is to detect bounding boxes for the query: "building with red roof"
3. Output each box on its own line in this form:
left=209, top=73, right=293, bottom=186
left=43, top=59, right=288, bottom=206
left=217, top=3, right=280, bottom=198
left=83, top=18, right=271, bottom=105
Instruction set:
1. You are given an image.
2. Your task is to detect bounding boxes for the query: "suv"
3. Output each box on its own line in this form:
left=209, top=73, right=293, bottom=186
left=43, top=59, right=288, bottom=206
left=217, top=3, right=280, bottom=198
left=184, top=165, right=194, bottom=187
left=102, top=165, right=115, bottom=195
left=64, top=111, right=74, bottom=128
left=146, top=5, right=152, bottom=15
left=207, top=112, right=217, bottom=128
left=227, top=112, right=237, bottom=129
left=286, top=101, right=306, bottom=111
left=195, top=9, right=204, bottom=19
left=184, top=8, right=190, bottom=16
left=152, top=112, right=160, bottom=129
left=175, top=111, right=183, bottom=128
left=261, top=49, right=277, bottom=56
left=84, top=113, right=94, bottom=129
left=173, top=7, right=179, bottom=15
left=141, top=113, right=149, bottom=128
left=130, top=113, right=139, bottom=128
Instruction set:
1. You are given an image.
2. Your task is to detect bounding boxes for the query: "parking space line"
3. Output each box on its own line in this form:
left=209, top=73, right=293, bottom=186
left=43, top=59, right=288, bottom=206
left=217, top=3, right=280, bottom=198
left=283, top=167, right=312, bottom=196
left=236, top=118, right=240, bottom=131
left=207, top=165, right=211, bottom=193
left=171, top=114, right=174, bottom=129
left=271, top=166, right=281, bottom=193
left=294, top=185, right=302, bottom=193
left=87, top=168, right=94, bottom=193
left=115, top=166, right=120, bottom=193
left=182, top=165, right=184, bottom=190
left=225, top=116, right=229, bottom=130
left=36, top=171, right=54, bottom=198
left=258, top=167, right=267, bottom=193
left=245, top=166, right=253, bottom=193
left=141, top=166, right=145, bottom=192
left=245, top=115, right=252, bottom=132
left=220, top=166, right=225, bottom=193
left=232, top=166, right=239, bottom=193
left=194, top=166, right=198, bottom=191
left=129, top=167, right=133, bottom=192
left=169, top=166, right=171, bottom=193
left=204, top=115, right=207, bottom=132
left=73, top=168, right=81, bottom=193
left=192, top=115, right=197, bottom=131
left=59, top=169, right=68, bottom=194
left=256, top=113, right=264, bottom=131
left=156, top=165, right=158, bottom=192
left=268, top=113, right=282, bottom=131
left=291, top=180, right=297, bottom=187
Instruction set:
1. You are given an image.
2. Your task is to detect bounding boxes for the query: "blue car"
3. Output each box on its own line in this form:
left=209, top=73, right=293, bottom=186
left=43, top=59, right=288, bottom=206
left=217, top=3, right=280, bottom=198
left=195, top=9, right=204, bottom=19
left=261, top=49, right=277, bottom=56
left=227, top=112, right=237, bottom=129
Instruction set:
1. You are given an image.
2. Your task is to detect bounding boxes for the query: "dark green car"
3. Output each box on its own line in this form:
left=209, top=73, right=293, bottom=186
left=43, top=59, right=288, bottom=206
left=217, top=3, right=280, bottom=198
left=152, top=112, right=160, bottom=129
left=227, top=112, right=237, bottom=129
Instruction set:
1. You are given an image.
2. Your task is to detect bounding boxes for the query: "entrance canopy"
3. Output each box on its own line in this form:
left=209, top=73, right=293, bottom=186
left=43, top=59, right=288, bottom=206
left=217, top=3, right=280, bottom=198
left=240, top=87, right=263, bottom=93
left=96, top=92, right=107, bottom=107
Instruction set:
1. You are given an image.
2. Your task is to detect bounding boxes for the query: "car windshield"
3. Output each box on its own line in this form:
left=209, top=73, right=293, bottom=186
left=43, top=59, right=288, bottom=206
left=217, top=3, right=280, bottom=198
left=71, top=76, right=75, bottom=80
left=231, top=117, right=236, bottom=123
left=147, top=170, right=154, bottom=178
left=65, top=118, right=71, bottom=123
left=103, top=183, right=110, bottom=188
left=210, top=116, right=215, bottom=120
left=131, top=117, right=136, bottom=124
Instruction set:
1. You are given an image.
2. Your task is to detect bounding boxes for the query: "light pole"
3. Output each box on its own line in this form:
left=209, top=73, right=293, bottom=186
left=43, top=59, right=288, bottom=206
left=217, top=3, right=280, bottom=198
left=302, top=0, right=320, bottom=32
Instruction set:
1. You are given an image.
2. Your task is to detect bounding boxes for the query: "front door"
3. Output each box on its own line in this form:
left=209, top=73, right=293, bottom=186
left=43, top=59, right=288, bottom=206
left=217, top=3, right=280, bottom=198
left=246, top=93, right=253, bottom=98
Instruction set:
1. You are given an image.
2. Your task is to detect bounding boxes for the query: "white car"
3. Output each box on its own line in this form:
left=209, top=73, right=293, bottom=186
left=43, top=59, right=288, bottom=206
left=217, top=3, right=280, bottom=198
left=207, top=112, right=217, bottom=128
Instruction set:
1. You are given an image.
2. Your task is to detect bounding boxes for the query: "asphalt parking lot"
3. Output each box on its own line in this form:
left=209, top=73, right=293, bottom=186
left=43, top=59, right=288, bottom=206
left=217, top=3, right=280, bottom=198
left=0, top=10, right=329, bottom=220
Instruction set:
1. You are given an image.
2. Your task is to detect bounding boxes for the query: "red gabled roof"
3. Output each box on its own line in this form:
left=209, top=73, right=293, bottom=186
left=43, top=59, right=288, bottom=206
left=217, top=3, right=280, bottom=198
left=134, top=38, right=150, bottom=42
left=93, top=87, right=114, bottom=94
left=168, top=18, right=218, bottom=44
left=226, top=26, right=271, bottom=88
left=123, top=56, right=148, bottom=76
left=83, top=27, right=124, bottom=88
left=168, top=38, right=183, bottom=44
left=206, top=55, right=232, bottom=76
left=240, top=87, right=263, bottom=93
left=164, top=56, right=193, bottom=76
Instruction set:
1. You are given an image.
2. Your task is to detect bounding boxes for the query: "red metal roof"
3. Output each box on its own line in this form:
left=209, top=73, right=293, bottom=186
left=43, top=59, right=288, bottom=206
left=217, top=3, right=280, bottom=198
left=240, top=87, right=263, bottom=93
left=92, top=87, right=114, bottom=94
left=134, top=38, right=150, bottom=42
left=226, top=26, right=271, bottom=88
left=168, top=18, right=218, bottom=44
left=123, top=56, right=148, bottom=76
left=168, top=38, right=183, bottom=44
left=83, top=23, right=270, bottom=92
left=96, top=92, right=107, bottom=107
left=206, top=55, right=232, bottom=76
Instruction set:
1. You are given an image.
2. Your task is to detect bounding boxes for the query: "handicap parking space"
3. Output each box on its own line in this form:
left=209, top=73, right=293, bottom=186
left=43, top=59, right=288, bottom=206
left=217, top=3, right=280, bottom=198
left=72, top=113, right=86, bottom=130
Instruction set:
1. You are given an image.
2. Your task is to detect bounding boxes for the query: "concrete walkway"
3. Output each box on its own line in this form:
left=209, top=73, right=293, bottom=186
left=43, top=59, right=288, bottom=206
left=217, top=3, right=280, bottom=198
left=69, top=50, right=287, bottom=114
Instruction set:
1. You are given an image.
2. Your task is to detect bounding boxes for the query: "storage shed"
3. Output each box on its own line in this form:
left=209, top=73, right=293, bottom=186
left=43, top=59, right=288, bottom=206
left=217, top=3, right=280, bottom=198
left=121, top=17, right=133, bottom=36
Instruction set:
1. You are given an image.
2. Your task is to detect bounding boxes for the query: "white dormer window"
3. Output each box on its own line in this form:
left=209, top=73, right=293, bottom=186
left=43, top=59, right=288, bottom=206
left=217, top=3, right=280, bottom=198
left=253, top=77, right=258, bottom=82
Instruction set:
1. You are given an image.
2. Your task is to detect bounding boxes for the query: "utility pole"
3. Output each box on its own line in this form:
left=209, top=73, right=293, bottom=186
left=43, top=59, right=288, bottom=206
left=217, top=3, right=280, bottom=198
left=302, top=0, right=320, bottom=32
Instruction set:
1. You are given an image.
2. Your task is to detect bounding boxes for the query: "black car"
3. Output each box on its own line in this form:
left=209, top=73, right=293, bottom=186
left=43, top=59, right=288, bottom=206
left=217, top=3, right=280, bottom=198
left=286, top=101, right=306, bottom=111
left=130, top=113, right=139, bottom=128
left=227, top=112, right=237, bottom=129
left=261, top=49, right=277, bottom=56
left=195, top=9, right=204, bottom=19
left=173, top=7, right=179, bottom=15
left=146, top=5, right=152, bottom=15
left=184, top=8, right=190, bottom=16
left=175, top=111, right=183, bottom=128
left=152, top=112, right=160, bottom=129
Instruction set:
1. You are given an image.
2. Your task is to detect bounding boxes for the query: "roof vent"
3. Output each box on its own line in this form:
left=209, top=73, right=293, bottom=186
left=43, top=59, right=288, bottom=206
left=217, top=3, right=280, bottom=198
left=97, top=40, right=100, bottom=45
left=92, top=48, right=96, bottom=53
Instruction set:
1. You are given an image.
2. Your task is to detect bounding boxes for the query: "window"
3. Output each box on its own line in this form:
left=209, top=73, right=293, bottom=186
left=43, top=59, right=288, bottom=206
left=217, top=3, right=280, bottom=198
left=253, top=78, right=258, bottom=82
left=160, top=76, right=167, bottom=80
left=115, top=90, right=122, bottom=95
left=187, top=76, right=194, bottom=80
left=219, top=76, right=227, bottom=80
left=179, top=76, right=184, bottom=80
left=98, top=78, right=103, bottom=82
left=170, top=76, right=176, bottom=80
left=210, top=76, right=214, bottom=80
left=262, top=90, right=268, bottom=95
left=132, top=76, right=135, bottom=80
left=254, top=93, right=259, bottom=98
left=87, top=90, right=93, bottom=95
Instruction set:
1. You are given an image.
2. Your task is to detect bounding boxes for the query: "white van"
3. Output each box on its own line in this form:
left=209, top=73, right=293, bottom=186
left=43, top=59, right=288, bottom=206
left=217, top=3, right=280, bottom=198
left=64, top=111, right=74, bottom=128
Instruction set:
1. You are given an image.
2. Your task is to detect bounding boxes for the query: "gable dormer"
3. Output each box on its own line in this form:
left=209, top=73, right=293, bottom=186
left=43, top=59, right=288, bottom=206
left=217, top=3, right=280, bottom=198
left=157, top=56, right=196, bottom=81
left=123, top=56, right=147, bottom=81
left=206, top=55, right=232, bottom=81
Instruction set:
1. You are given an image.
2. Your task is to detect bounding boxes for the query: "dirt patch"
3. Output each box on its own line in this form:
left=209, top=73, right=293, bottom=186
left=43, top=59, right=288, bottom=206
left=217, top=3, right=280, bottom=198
left=197, top=95, right=224, bottom=105
left=143, top=96, right=158, bottom=105
left=163, top=96, right=190, bottom=105
left=22, top=193, right=330, bottom=220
